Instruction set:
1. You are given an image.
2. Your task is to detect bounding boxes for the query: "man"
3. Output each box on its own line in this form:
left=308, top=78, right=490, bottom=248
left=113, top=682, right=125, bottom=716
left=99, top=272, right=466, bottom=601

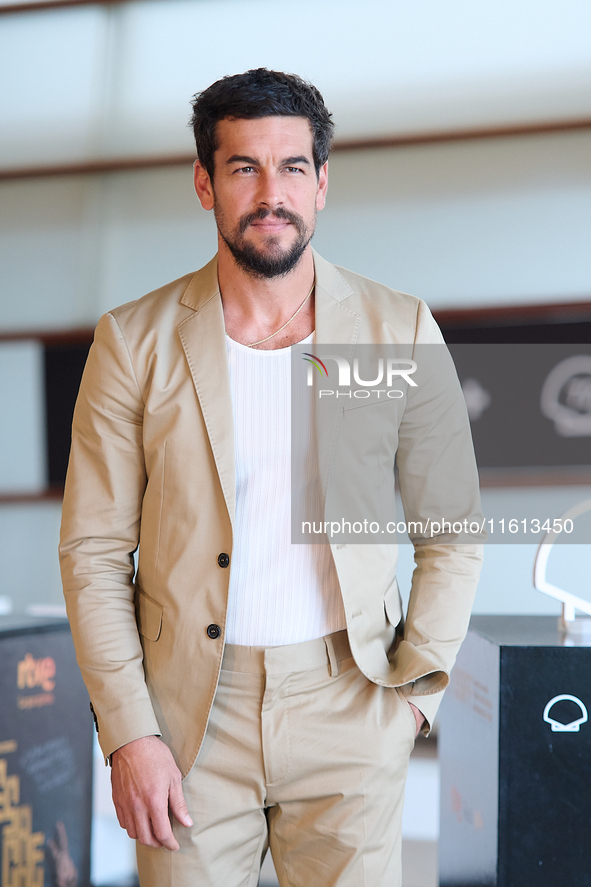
left=60, top=68, right=484, bottom=886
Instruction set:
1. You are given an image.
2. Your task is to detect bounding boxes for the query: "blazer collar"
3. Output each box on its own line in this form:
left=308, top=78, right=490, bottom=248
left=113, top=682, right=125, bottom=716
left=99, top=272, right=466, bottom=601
left=310, top=251, right=360, bottom=500
left=177, top=256, right=236, bottom=527
left=176, top=250, right=362, bottom=528
left=312, top=249, right=360, bottom=346
left=179, top=250, right=361, bottom=338
left=179, top=254, right=221, bottom=312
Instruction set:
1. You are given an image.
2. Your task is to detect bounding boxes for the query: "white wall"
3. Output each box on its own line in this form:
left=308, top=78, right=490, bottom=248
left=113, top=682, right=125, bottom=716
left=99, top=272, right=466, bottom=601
left=0, top=501, right=64, bottom=613
left=318, top=131, right=591, bottom=307
left=1, top=8, right=589, bottom=880
left=2, top=129, right=590, bottom=334
left=0, top=341, right=45, bottom=492
left=396, top=486, right=591, bottom=618
left=2, top=0, right=591, bottom=167
left=1, top=0, right=590, bottom=618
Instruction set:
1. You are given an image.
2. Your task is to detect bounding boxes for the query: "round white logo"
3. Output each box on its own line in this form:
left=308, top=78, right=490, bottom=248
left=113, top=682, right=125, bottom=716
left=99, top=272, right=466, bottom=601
left=543, top=694, right=588, bottom=732
left=540, top=355, right=591, bottom=437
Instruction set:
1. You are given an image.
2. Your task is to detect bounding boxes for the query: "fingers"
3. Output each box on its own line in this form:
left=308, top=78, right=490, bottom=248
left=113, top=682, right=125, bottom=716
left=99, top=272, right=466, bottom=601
left=110, top=736, right=190, bottom=850
left=116, top=804, right=180, bottom=850
left=113, top=800, right=127, bottom=832
left=115, top=801, right=169, bottom=849
left=169, top=777, right=193, bottom=829
left=113, top=793, right=163, bottom=848
left=136, top=810, right=176, bottom=850
left=408, top=701, right=426, bottom=737
left=150, top=808, right=180, bottom=852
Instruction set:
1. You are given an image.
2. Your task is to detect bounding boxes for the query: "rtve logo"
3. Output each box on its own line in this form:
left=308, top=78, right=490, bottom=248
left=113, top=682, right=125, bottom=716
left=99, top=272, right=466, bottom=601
left=17, top=653, right=56, bottom=692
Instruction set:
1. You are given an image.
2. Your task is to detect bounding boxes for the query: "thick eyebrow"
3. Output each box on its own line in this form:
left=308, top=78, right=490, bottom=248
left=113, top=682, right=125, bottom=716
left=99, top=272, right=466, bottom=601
left=225, top=154, right=312, bottom=167
left=226, top=155, right=259, bottom=166
left=282, top=155, right=311, bottom=167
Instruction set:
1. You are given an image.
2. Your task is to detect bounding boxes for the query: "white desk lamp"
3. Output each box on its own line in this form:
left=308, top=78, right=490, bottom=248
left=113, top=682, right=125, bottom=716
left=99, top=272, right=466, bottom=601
left=533, top=498, right=591, bottom=637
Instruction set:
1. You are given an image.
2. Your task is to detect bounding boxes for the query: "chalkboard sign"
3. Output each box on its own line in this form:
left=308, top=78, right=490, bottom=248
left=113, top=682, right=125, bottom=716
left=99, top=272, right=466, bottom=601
left=0, top=617, right=93, bottom=887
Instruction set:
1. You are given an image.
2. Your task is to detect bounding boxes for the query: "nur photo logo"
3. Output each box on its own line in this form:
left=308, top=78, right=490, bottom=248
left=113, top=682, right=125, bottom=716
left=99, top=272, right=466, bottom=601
left=302, top=352, right=417, bottom=399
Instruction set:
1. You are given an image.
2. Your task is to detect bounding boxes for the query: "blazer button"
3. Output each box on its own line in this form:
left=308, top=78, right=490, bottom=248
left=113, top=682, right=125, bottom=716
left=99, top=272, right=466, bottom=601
left=89, top=701, right=99, bottom=734
left=207, top=623, right=221, bottom=639
left=217, top=552, right=230, bottom=568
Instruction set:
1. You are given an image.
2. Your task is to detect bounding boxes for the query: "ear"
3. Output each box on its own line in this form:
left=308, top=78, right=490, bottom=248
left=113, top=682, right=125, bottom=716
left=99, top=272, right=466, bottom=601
left=315, top=161, right=329, bottom=211
left=193, top=160, right=214, bottom=211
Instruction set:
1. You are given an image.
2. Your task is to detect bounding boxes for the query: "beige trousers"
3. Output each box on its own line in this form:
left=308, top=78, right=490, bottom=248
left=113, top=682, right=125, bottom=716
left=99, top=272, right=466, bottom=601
left=137, top=630, right=416, bottom=887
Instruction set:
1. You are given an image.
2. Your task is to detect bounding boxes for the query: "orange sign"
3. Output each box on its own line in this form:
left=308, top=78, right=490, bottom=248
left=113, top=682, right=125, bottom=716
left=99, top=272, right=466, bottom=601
left=17, top=655, right=55, bottom=693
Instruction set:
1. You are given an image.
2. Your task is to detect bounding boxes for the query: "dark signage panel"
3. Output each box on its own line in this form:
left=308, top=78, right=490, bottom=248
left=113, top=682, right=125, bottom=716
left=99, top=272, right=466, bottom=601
left=440, top=616, right=591, bottom=886
left=0, top=618, right=92, bottom=887
left=44, top=343, right=91, bottom=488
left=449, top=344, right=591, bottom=474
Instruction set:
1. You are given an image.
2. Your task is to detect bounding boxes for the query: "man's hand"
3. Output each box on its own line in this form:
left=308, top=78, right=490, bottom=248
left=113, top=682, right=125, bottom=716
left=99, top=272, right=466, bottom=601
left=111, top=735, right=193, bottom=851
left=408, top=701, right=426, bottom=738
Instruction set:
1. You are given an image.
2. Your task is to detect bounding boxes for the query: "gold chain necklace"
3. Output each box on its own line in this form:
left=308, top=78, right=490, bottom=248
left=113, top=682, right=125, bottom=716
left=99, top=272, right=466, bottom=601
left=246, top=282, right=315, bottom=348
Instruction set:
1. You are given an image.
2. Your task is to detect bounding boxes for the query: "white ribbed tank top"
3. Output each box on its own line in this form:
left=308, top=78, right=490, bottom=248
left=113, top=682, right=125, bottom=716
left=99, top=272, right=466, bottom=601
left=224, top=332, right=346, bottom=646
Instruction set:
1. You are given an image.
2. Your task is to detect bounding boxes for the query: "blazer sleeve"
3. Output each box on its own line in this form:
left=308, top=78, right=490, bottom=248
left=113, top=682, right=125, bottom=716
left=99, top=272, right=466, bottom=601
left=59, top=311, right=162, bottom=762
left=395, top=299, right=485, bottom=731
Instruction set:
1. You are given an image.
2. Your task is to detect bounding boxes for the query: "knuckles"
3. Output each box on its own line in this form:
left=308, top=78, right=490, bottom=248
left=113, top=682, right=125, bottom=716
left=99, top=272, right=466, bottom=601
left=153, top=827, right=172, bottom=843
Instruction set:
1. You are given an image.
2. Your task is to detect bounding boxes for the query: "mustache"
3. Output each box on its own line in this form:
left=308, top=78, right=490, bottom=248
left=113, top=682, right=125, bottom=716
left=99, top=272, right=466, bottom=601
left=238, top=206, right=304, bottom=235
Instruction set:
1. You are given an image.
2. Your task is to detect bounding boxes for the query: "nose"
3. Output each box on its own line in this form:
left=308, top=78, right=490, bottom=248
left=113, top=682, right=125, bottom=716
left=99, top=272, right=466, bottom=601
left=256, top=170, right=283, bottom=209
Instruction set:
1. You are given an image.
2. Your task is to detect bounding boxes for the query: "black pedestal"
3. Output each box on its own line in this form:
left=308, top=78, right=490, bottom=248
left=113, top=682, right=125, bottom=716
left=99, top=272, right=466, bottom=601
left=0, top=615, right=93, bottom=887
left=439, top=615, right=591, bottom=887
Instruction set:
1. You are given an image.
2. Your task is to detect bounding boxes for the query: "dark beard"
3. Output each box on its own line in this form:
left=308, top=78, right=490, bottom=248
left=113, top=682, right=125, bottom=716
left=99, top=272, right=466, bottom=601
left=215, top=205, right=314, bottom=279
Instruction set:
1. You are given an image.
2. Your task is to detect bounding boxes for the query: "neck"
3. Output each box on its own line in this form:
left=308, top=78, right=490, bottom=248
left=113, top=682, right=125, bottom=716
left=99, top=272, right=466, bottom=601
left=218, top=241, right=316, bottom=349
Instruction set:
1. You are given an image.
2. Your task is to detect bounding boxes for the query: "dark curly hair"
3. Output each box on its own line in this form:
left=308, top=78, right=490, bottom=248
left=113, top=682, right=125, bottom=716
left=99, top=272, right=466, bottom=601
left=189, top=68, right=334, bottom=180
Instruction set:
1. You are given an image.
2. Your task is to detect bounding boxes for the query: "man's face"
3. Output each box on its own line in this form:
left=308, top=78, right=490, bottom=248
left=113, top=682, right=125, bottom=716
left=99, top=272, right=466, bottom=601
left=194, top=116, right=328, bottom=279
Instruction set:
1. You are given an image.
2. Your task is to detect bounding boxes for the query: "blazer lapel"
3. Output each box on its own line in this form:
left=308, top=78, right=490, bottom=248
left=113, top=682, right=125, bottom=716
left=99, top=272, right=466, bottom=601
left=174, top=250, right=360, bottom=525
left=312, top=251, right=360, bottom=501
left=178, top=257, right=236, bottom=527
left=313, top=250, right=360, bottom=347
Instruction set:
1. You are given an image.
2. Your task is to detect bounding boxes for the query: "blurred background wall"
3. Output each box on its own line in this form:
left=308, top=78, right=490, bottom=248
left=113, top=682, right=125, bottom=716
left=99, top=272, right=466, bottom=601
left=2, top=0, right=590, bottom=622
left=1, top=2, right=590, bottom=883
left=0, top=1, right=590, bottom=637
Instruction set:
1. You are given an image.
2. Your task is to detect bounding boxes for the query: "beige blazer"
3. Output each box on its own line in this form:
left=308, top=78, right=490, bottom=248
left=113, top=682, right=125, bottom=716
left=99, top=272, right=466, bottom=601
left=59, top=251, right=483, bottom=777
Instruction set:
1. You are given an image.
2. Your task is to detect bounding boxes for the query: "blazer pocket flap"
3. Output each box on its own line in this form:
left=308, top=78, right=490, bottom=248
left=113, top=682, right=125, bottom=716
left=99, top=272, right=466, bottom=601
left=342, top=393, right=404, bottom=412
left=135, top=589, right=163, bottom=642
